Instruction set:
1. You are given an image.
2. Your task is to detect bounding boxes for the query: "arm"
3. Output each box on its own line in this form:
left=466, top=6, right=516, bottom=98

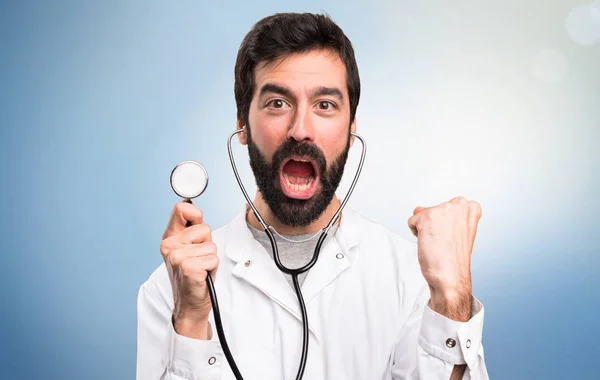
left=431, top=290, right=471, bottom=379
left=390, top=285, right=488, bottom=380
left=136, top=201, right=224, bottom=379
left=402, top=196, right=489, bottom=379
left=136, top=281, right=224, bottom=380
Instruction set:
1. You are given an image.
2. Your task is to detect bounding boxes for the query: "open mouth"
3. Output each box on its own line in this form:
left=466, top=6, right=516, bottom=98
left=279, top=156, right=320, bottom=200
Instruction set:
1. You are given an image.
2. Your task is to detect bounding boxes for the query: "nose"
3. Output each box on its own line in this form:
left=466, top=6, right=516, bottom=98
left=287, top=106, right=315, bottom=142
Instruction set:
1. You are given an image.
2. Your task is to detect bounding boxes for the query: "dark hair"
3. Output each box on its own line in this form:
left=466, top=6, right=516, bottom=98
left=234, top=12, right=361, bottom=126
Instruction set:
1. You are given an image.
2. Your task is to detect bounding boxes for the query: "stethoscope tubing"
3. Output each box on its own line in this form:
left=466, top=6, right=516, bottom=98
left=182, top=199, right=244, bottom=379
left=200, top=128, right=367, bottom=380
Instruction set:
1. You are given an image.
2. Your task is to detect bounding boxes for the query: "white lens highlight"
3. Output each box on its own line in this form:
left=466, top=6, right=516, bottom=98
left=565, top=4, right=600, bottom=45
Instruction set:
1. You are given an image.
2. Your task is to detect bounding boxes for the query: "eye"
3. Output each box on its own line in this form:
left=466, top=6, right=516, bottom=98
left=267, top=99, right=287, bottom=109
left=317, top=101, right=335, bottom=111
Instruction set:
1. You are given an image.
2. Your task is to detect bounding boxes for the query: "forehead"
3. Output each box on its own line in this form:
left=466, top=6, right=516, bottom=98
left=254, top=49, right=348, bottom=97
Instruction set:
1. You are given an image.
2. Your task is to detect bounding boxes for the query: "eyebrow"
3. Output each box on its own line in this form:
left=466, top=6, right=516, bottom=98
left=309, top=86, right=344, bottom=104
left=258, top=83, right=345, bottom=104
left=259, top=83, right=293, bottom=99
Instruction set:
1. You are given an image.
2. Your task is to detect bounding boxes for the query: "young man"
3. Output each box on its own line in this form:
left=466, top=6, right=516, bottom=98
left=137, top=13, right=489, bottom=380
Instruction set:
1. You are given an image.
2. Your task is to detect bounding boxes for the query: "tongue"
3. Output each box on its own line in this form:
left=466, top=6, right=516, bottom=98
left=283, top=160, right=314, bottom=177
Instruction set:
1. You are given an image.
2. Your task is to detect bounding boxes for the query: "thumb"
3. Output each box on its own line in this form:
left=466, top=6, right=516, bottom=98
left=413, top=206, right=426, bottom=215
left=408, top=206, right=425, bottom=238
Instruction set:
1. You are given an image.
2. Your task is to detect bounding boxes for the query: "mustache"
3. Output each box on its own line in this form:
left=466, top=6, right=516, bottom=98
left=271, top=140, right=327, bottom=174
left=246, top=132, right=350, bottom=226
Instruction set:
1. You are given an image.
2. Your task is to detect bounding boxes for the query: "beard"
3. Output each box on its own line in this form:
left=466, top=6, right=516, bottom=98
left=246, top=127, right=351, bottom=227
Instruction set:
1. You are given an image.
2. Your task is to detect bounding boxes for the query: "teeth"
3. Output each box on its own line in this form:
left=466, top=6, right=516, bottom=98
left=283, top=173, right=314, bottom=192
left=295, top=159, right=310, bottom=162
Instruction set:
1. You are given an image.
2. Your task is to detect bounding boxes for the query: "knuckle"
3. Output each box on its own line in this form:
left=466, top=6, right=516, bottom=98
left=452, top=196, right=467, bottom=205
left=469, top=201, right=482, bottom=216
left=421, top=209, right=431, bottom=219
left=169, top=249, right=184, bottom=266
left=198, top=224, right=213, bottom=240
left=420, top=211, right=433, bottom=223
left=210, top=254, right=219, bottom=266
left=174, top=201, right=187, bottom=215
left=159, top=239, right=173, bottom=257
left=426, top=207, right=440, bottom=218
left=187, top=206, right=204, bottom=225
left=206, top=242, right=217, bottom=253
left=179, top=259, right=192, bottom=276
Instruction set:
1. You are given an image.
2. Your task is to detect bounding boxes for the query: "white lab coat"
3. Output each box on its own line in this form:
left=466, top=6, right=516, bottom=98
left=137, top=207, right=488, bottom=380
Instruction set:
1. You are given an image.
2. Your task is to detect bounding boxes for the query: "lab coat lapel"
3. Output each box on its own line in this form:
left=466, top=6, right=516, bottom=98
left=224, top=209, right=321, bottom=336
left=300, top=208, right=361, bottom=306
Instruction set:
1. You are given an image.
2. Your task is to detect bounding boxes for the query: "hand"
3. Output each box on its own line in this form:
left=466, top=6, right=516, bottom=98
left=407, top=196, right=482, bottom=320
left=160, top=201, right=219, bottom=339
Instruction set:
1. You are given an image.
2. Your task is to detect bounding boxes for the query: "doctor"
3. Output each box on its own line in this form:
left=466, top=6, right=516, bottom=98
left=137, top=12, right=489, bottom=380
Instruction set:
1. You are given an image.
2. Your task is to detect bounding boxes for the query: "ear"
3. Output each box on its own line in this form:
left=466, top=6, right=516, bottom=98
left=349, top=118, right=357, bottom=147
left=237, top=119, right=248, bottom=145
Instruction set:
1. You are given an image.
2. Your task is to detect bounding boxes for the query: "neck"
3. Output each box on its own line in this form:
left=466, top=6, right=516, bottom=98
left=246, top=192, right=342, bottom=235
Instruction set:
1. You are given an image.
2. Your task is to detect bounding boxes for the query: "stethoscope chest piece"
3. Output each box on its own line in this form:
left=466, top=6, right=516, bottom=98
left=170, top=160, right=209, bottom=200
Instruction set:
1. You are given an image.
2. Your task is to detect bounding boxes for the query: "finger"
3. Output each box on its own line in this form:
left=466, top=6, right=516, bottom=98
left=467, top=200, right=482, bottom=226
left=409, top=206, right=427, bottom=236
left=164, top=241, right=217, bottom=265
left=161, top=223, right=213, bottom=260
left=413, top=206, right=426, bottom=215
left=161, top=225, right=211, bottom=256
left=163, top=202, right=204, bottom=239
left=177, top=223, right=213, bottom=245
left=179, top=254, right=220, bottom=283
left=407, top=213, right=420, bottom=237
left=449, top=196, right=468, bottom=205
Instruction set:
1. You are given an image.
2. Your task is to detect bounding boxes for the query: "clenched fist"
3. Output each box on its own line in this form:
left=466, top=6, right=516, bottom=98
left=160, top=201, right=219, bottom=339
left=407, top=196, right=482, bottom=321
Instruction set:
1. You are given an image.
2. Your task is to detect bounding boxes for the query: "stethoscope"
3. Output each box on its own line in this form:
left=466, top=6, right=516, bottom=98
left=169, top=127, right=367, bottom=380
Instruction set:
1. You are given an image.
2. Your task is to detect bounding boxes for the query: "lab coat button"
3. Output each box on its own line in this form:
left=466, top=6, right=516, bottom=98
left=244, top=260, right=252, bottom=267
left=336, top=253, right=344, bottom=259
left=208, top=356, right=216, bottom=365
left=446, top=338, right=456, bottom=348
left=466, top=339, right=471, bottom=348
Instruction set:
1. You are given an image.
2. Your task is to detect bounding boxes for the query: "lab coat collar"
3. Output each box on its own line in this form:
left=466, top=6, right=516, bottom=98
left=224, top=204, right=361, bottom=264
left=222, top=204, right=362, bottom=340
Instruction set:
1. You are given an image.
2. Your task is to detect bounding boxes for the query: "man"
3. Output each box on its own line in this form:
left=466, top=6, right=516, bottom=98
left=137, top=12, right=489, bottom=380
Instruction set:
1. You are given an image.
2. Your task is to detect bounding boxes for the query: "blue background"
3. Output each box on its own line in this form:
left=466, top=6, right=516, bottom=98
left=1, top=1, right=598, bottom=379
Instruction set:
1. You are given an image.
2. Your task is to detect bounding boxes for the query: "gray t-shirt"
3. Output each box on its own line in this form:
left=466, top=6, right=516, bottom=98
left=247, top=223, right=339, bottom=288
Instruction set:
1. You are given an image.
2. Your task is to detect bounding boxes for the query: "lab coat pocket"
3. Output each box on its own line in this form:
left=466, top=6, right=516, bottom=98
left=221, top=349, right=278, bottom=380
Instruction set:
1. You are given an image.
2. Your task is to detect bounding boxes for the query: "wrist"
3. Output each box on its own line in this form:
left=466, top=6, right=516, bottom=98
left=429, top=287, right=472, bottom=322
left=172, top=314, right=212, bottom=340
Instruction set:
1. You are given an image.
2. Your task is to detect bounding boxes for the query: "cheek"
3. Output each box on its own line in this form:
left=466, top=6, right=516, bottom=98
left=249, top=120, right=288, bottom=161
left=321, top=124, right=349, bottom=159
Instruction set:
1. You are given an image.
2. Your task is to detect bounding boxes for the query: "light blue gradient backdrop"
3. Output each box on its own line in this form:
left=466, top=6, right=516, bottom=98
left=1, top=1, right=598, bottom=379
